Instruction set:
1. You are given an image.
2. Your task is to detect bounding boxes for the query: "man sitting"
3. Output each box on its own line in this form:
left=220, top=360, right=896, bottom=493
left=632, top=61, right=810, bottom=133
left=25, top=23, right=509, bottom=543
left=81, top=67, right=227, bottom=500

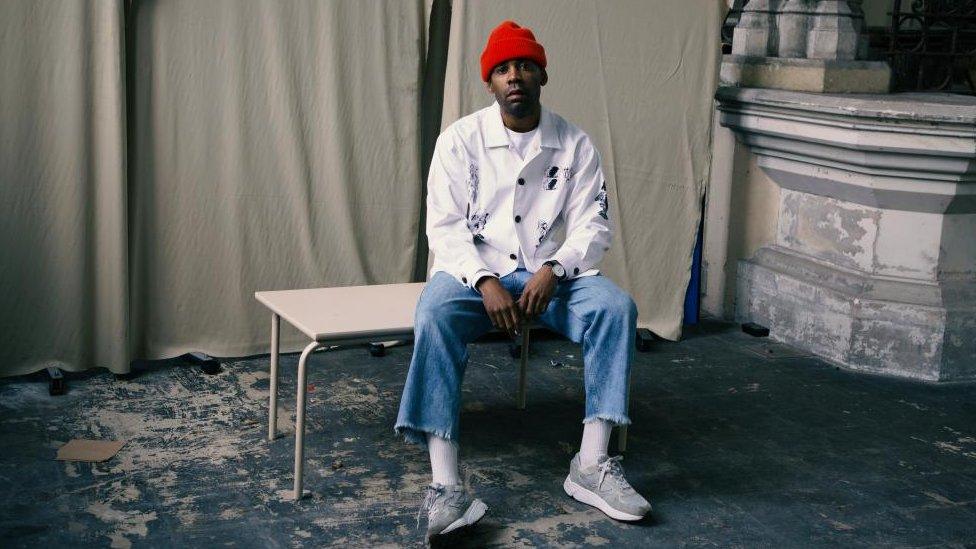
left=394, top=20, right=651, bottom=542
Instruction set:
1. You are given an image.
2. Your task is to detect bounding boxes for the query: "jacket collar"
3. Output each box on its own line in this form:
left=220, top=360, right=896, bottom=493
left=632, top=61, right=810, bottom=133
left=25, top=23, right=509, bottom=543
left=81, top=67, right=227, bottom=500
left=483, top=101, right=562, bottom=150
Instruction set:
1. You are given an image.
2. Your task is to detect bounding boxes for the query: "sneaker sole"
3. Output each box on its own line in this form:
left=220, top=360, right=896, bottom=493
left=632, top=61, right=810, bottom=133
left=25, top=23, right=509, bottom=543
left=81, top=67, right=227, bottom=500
left=563, top=475, right=646, bottom=522
left=437, top=498, right=488, bottom=536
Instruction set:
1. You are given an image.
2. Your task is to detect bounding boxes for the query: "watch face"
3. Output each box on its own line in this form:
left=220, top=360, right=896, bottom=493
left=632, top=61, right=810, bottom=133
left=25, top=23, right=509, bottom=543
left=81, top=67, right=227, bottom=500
left=552, top=264, right=565, bottom=277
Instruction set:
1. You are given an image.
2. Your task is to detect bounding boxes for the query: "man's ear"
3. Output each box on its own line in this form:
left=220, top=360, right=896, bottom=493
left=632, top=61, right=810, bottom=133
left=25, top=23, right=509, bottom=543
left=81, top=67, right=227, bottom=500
left=540, top=69, right=548, bottom=87
left=485, top=80, right=494, bottom=94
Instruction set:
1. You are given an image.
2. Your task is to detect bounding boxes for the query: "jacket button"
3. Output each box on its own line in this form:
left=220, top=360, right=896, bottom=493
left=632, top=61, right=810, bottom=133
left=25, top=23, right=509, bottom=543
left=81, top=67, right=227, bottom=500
left=462, top=277, right=468, bottom=283
left=493, top=272, right=500, bottom=277
left=517, top=178, right=525, bottom=185
left=515, top=215, right=521, bottom=223
left=574, top=267, right=579, bottom=275
left=510, top=253, right=517, bottom=260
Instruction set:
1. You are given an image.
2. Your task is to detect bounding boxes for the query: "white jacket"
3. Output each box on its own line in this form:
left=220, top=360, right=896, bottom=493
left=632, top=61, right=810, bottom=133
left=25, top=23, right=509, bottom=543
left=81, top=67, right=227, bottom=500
left=427, top=101, right=613, bottom=291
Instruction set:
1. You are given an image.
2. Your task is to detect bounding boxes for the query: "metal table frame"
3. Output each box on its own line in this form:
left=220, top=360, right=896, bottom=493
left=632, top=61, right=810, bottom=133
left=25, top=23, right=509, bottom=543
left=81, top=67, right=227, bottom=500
left=257, top=284, right=628, bottom=501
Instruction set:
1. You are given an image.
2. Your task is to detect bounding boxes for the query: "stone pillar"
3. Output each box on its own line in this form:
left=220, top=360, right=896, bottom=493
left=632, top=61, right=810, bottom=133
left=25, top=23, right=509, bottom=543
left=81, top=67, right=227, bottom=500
left=717, top=87, right=976, bottom=381
left=710, top=0, right=975, bottom=382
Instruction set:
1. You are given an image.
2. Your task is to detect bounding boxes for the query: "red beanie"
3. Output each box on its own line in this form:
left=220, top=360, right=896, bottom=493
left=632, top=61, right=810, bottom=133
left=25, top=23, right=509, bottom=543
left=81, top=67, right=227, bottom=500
left=480, top=20, right=547, bottom=82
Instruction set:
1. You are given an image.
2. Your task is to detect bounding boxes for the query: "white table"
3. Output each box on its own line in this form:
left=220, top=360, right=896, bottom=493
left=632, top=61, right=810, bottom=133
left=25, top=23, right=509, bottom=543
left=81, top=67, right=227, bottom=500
left=254, top=282, right=533, bottom=500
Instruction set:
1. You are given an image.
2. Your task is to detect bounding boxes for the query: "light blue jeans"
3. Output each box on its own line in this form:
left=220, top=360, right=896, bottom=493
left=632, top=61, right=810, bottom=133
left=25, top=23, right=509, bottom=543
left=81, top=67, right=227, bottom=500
left=394, top=268, right=637, bottom=448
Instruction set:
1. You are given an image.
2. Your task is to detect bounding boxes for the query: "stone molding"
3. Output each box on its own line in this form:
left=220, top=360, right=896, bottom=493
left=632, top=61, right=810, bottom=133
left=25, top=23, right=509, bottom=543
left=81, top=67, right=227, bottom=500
left=716, top=87, right=976, bottom=214
left=720, top=55, right=890, bottom=94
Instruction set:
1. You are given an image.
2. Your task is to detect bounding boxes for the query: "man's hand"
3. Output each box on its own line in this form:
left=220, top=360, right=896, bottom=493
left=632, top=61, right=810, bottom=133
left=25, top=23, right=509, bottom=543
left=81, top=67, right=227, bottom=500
left=518, top=265, right=558, bottom=319
left=477, top=277, right=524, bottom=338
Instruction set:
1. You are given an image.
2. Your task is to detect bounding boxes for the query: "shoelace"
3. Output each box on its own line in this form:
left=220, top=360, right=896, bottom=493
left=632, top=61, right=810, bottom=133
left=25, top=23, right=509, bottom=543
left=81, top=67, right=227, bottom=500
left=597, top=455, right=628, bottom=491
left=416, top=484, right=444, bottom=529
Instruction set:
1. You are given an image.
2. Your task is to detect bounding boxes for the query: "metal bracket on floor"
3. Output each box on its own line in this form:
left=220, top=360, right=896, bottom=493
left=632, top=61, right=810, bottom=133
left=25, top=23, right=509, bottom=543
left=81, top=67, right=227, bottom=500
left=186, top=352, right=222, bottom=375
left=367, top=340, right=409, bottom=357
left=46, top=367, right=66, bottom=396
left=508, top=343, right=523, bottom=359
left=636, top=328, right=656, bottom=352
left=368, top=342, right=386, bottom=357
left=741, top=322, right=770, bottom=337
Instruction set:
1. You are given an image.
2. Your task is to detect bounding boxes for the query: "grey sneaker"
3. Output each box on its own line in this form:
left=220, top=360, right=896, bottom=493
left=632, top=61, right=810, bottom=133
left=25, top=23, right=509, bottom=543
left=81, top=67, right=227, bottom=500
left=417, top=483, right=488, bottom=541
left=563, top=453, right=651, bottom=521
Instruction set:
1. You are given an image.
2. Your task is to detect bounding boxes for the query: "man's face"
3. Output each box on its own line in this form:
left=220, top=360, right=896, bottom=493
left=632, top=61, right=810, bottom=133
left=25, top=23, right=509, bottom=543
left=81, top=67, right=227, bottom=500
left=487, top=58, right=547, bottom=119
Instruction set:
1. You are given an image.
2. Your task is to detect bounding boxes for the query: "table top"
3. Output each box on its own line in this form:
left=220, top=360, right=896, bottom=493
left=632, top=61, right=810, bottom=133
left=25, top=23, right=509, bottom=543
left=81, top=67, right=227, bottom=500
left=255, top=282, right=426, bottom=342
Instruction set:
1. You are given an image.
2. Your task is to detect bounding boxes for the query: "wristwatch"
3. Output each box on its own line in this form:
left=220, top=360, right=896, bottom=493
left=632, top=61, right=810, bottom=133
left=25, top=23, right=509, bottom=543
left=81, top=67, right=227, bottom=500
left=543, top=260, right=566, bottom=280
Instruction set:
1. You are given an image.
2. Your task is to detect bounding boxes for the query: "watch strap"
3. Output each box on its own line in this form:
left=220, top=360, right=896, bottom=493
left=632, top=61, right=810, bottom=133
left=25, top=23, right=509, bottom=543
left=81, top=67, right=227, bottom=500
left=544, top=260, right=566, bottom=280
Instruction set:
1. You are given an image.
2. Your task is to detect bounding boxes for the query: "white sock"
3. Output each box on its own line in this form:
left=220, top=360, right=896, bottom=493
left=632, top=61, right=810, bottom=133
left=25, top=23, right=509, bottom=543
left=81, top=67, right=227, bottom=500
left=427, top=433, right=460, bottom=486
left=579, top=419, right=612, bottom=468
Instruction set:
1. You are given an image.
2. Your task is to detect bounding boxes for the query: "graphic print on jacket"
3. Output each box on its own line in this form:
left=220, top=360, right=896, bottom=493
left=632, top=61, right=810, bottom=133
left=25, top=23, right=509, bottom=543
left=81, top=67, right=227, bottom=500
left=467, top=208, right=489, bottom=243
left=467, top=162, right=480, bottom=204
left=543, top=165, right=573, bottom=191
left=536, top=217, right=565, bottom=250
left=595, top=180, right=609, bottom=220
left=536, top=219, right=550, bottom=245
left=545, top=166, right=559, bottom=190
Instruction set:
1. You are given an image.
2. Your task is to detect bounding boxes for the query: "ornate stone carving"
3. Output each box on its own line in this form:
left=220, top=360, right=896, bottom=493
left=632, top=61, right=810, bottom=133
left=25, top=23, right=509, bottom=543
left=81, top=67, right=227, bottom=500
left=732, top=0, right=776, bottom=57
left=777, top=0, right=811, bottom=58
left=806, top=0, right=859, bottom=60
left=723, top=0, right=889, bottom=92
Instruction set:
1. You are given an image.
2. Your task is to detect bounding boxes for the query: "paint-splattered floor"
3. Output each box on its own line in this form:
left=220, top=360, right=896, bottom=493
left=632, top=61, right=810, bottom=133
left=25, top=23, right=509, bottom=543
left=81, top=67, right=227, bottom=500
left=2, top=319, right=976, bottom=548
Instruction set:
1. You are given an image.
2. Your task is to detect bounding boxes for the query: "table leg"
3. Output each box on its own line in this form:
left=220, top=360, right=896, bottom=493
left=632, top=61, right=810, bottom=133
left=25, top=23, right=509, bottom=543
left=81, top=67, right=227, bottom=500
left=517, top=326, right=530, bottom=410
left=268, top=313, right=280, bottom=442
left=293, top=340, right=321, bottom=500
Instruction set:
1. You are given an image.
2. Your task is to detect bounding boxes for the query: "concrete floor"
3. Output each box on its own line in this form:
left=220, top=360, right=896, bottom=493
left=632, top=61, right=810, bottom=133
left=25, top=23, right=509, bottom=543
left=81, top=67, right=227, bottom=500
left=1, top=319, right=975, bottom=548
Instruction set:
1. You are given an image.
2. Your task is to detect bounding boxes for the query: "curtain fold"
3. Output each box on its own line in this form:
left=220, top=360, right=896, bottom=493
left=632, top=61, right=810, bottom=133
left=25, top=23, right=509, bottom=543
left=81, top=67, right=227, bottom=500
left=1, top=0, right=129, bottom=376
left=442, top=0, right=725, bottom=340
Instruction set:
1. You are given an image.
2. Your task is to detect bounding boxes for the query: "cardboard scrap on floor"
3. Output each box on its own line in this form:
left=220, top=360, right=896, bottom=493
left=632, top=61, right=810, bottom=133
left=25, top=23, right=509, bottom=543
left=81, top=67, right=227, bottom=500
left=56, top=439, right=126, bottom=462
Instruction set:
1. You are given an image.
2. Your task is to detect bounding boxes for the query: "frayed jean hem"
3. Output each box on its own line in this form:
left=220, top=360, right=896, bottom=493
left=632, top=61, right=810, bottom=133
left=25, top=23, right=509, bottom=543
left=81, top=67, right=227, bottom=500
left=394, top=422, right=455, bottom=450
left=582, top=412, right=631, bottom=427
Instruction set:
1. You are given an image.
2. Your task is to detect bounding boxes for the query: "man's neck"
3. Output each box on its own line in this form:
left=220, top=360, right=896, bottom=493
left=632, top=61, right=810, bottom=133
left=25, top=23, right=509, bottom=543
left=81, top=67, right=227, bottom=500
left=501, top=106, right=541, bottom=133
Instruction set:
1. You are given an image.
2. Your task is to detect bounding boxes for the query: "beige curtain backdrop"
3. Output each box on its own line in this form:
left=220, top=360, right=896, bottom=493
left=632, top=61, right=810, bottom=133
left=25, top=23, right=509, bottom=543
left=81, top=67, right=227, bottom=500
left=129, top=0, right=424, bottom=360
left=1, top=1, right=129, bottom=377
left=1, top=0, right=721, bottom=377
left=442, top=0, right=725, bottom=340
left=1, top=0, right=425, bottom=376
